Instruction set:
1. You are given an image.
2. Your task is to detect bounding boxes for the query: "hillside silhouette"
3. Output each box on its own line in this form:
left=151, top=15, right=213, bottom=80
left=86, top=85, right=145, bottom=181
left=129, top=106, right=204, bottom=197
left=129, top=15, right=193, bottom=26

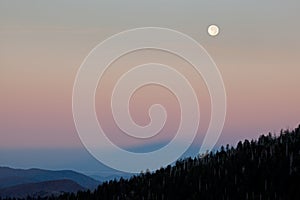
left=1, top=125, right=300, bottom=200
left=0, top=180, right=84, bottom=199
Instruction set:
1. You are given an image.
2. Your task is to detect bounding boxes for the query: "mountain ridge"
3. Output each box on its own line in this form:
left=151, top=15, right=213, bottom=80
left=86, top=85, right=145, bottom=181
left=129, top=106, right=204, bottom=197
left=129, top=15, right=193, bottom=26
left=1, top=125, right=300, bottom=199
left=38, top=125, right=300, bottom=200
left=0, top=167, right=100, bottom=190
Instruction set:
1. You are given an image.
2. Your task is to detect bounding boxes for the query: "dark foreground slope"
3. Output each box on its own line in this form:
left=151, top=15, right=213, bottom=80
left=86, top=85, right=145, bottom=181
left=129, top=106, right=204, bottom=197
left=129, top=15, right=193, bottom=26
left=0, top=180, right=84, bottom=199
left=2, top=125, right=300, bottom=200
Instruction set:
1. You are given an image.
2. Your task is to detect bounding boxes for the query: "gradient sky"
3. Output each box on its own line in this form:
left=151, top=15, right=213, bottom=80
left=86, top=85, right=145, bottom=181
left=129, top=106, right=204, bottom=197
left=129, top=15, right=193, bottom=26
left=0, top=0, right=299, bottom=175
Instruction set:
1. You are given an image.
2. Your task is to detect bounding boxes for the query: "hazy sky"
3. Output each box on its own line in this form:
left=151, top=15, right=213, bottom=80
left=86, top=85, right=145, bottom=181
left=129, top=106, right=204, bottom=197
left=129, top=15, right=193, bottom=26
left=0, top=0, right=299, bottom=174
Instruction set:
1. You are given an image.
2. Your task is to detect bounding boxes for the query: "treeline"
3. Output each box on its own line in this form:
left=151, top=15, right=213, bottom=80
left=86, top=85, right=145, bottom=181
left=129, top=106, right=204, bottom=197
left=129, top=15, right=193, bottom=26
left=2, top=125, right=300, bottom=200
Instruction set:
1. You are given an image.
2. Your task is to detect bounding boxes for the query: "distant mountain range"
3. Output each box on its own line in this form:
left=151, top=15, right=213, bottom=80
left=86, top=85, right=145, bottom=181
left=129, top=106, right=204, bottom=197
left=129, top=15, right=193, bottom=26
left=0, top=167, right=100, bottom=198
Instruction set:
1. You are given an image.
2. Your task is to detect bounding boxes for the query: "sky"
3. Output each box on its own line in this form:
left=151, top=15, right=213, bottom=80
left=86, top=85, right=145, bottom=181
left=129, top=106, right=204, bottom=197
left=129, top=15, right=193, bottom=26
left=0, top=0, right=299, bottom=175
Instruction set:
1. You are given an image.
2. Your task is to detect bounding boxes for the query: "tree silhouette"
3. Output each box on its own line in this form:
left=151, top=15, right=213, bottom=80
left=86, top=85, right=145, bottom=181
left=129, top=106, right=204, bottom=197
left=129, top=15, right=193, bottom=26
left=1, top=125, right=300, bottom=200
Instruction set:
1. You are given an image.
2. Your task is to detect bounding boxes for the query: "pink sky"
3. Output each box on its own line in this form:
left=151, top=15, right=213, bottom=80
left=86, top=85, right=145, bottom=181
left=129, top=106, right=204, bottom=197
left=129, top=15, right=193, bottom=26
left=0, top=0, right=299, bottom=151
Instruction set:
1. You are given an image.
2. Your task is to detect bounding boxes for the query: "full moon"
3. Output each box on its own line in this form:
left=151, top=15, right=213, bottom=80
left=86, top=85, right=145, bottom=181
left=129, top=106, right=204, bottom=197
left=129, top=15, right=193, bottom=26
left=208, top=25, right=220, bottom=37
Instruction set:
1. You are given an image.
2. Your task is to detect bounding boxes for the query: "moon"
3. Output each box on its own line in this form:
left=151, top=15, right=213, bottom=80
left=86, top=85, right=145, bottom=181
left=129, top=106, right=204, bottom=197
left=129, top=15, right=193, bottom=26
left=208, top=25, right=220, bottom=37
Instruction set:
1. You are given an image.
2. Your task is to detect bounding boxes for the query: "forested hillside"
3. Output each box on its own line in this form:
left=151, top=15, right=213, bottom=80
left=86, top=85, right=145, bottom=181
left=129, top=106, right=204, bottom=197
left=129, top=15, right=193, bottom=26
left=2, top=125, right=300, bottom=200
